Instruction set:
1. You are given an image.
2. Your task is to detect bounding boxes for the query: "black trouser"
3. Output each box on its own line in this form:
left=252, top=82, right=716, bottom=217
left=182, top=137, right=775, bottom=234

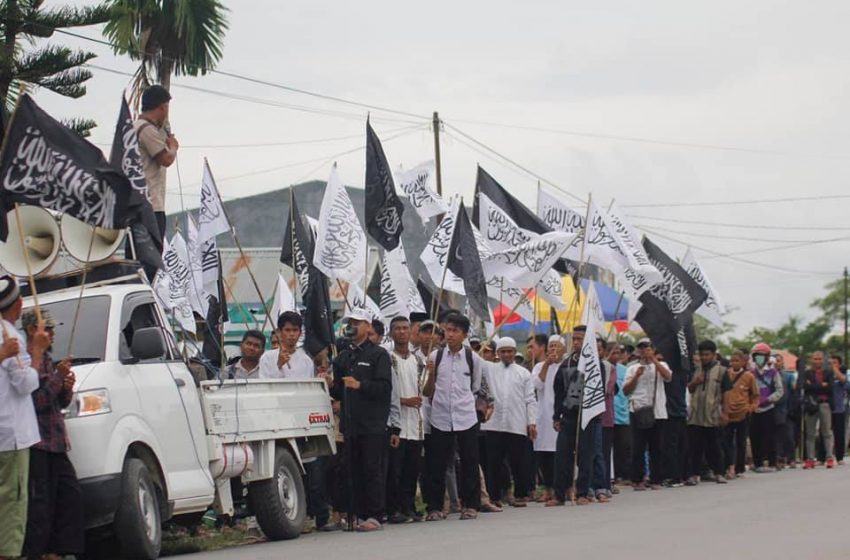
left=662, top=417, right=687, bottom=483
left=724, top=418, right=749, bottom=474
left=23, top=449, right=84, bottom=557
left=345, top=433, right=387, bottom=521
left=552, top=415, right=595, bottom=500
left=775, top=420, right=795, bottom=463
left=536, top=451, right=555, bottom=488
left=630, top=418, right=663, bottom=485
left=326, top=441, right=349, bottom=514
left=485, top=431, right=532, bottom=502
left=305, top=457, right=330, bottom=527
left=602, top=426, right=614, bottom=485
left=688, top=425, right=724, bottom=478
left=386, top=439, right=423, bottom=516
left=425, top=424, right=480, bottom=512
left=833, top=413, right=847, bottom=462
left=613, top=424, right=632, bottom=481
left=750, top=411, right=777, bottom=467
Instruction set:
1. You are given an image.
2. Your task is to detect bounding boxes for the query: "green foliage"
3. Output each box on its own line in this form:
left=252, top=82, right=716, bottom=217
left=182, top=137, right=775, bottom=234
left=0, top=0, right=108, bottom=130
left=103, top=0, right=228, bottom=100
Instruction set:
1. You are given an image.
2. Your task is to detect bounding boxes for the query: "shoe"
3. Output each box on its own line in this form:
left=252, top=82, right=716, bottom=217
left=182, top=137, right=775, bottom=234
left=611, top=485, right=620, bottom=495
left=576, top=496, right=591, bottom=505
left=754, top=466, right=775, bottom=474
left=318, top=522, right=342, bottom=532
left=545, top=498, right=565, bottom=507
left=355, top=518, right=383, bottom=532
left=684, top=477, right=698, bottom=487
left=459, top=508, right=478, bottom=520
left=480, top=502, right=503, bottom=513
left=511, top=500, right=528, bottom=508
left=700, top=473, right=716, bottom=482
left=408, top=511, right=424, bottom=522
left=803, top=459, right=814, bottom=470
left=596, top=494, right=611, bottom=503
left=826, top=457, right=835, bottom=469
left=650, top=484, right=663, bottom=490
left=715, top=476, right=728, bottom=484
left=633, top=483, right=647, bottom=491
left=388, top=513, right=412, bottom=524
left=425, top=511, right=445, bottom=522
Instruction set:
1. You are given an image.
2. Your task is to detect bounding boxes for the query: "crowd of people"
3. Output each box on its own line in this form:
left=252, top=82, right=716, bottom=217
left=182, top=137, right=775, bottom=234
left=232, top=305, right=850, bottom=533
left=2, top=262, right=849, bottom=557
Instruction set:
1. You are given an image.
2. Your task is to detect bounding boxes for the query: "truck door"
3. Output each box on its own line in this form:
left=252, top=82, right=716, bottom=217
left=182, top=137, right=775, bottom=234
left=119, top=292, right=213, bottom=503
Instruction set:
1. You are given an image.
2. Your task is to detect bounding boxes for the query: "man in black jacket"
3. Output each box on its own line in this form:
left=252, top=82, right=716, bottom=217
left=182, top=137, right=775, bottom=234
left=802, top=351, right=836, bottom=469
left=330, top=308, right=392, bottom=531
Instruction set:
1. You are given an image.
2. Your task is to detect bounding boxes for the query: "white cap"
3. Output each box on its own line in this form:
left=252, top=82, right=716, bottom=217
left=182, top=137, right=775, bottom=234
left=548, top=334, right=565, bottom=346
left=496, top=337, right=517, bottom=351
left=343, top=307, right=372, bottom=323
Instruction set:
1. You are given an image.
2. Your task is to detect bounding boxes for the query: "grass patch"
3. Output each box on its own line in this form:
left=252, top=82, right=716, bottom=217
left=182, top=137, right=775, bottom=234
left=161, top=524, right=264, bottom=557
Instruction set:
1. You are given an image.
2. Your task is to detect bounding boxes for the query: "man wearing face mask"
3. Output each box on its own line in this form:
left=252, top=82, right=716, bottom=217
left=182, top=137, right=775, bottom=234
left=329, top=308, right=392, bottom=532
left=749, top=343, right=784, bottom=473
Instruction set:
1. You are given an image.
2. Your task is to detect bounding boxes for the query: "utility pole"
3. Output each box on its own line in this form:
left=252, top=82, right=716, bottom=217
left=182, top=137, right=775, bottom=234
left=844, top=266, right=848, bottom=366
left=432, top=111, right=443, bottom=196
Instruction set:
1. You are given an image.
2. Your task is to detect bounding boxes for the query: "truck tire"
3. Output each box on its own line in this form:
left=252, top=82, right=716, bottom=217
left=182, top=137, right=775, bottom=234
left=248, top=447, right=306, bottom=540
left=113, top=458, right=162, bottom=560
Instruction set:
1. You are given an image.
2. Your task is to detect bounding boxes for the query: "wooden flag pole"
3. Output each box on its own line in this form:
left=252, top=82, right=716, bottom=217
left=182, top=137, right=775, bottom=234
left=222, top=276, right=261, bottom=331
left=260, top=275, right=280, bottom=333
left=13, top=204, right=42, bottom=324
left=65, top=226, right=98, bottom=356
left=560, top=194, right=593, bottom=338
left=604, top=291, right=626, bottom=343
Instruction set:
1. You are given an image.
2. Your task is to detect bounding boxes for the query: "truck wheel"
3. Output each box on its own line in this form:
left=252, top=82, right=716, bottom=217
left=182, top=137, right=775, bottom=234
left=248, top=447, right=306, bottom=540
left=113, top=458, right=162, bottom=560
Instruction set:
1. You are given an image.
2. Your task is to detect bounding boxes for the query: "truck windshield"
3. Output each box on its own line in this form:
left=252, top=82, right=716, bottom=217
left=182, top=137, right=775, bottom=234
left=22, top=295, right=110, bottom=362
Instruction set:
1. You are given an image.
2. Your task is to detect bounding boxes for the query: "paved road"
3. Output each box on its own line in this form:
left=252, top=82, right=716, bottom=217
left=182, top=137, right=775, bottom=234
left=179, top=467, right=849, bottom=560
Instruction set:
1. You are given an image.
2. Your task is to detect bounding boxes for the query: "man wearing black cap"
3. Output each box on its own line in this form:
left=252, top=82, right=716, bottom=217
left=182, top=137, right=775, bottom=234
left=135, top=84, right=179, bottom=238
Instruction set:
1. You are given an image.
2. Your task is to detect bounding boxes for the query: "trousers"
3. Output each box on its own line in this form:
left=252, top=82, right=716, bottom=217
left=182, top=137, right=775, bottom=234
left=425, top=424, right=480, bottom=512
left=485, top=431, right=532, bottom=502
left=687, top=425, right=724, bottom=478
left=24, top=449, right=84, bottom=556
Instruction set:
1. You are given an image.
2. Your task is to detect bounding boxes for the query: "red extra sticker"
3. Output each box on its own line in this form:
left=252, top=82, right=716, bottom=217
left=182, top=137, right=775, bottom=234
left=308, top=412, right=331, bottom=425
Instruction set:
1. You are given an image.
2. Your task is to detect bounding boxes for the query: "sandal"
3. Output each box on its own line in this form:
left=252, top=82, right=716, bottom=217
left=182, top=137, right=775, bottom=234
left=425, top=511, right=445, bottom=522
left=355, top=518, right=382, bottom=532
left=596, top=494, right=611, bottom=504
left=576, top=496, right=591, bottom=505
left=460, top=508, right=478, bottom=520
left=544, top=499, right=565, bottom=507
left=480, top=502, right=503, bottom=513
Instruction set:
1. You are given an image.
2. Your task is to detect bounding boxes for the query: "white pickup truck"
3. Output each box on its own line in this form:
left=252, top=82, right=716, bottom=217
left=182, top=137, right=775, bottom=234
left=23, top=265, right=335, bottom=560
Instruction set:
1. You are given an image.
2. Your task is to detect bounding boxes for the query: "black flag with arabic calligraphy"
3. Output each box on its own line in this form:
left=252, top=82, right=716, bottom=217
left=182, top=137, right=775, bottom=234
left=0, top=94, right=138, bottom=242
left=447, top=206, right=490, bottom=321
left=365, top=119, right=404, bottom=251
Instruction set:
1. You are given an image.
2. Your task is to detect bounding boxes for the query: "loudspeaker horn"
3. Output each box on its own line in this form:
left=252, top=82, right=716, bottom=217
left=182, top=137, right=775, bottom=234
left=0, top=206, right=62, bottom=277
left=59, top=214, right=126, bottom=263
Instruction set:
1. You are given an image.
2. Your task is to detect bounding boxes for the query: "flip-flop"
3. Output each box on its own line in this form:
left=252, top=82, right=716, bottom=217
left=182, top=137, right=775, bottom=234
left=355, top=518, right=383, bottom=532
left=460, top=509, right=478, bottom=520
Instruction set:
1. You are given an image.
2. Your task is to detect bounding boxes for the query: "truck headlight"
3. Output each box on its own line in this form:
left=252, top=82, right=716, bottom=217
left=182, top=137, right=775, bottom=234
left=67, top=389, right=111, bottom=418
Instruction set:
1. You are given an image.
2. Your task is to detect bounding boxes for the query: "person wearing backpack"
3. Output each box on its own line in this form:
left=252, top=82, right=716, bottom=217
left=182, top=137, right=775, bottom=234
left=422, top=313, right=487, bottom=521
left=623, top=338, right=672, bottom=491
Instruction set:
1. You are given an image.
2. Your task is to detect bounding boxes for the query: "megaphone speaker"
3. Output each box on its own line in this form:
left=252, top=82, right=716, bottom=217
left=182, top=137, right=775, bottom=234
left=0, top=206, right=61, bottom=277
left=60, top=214, right=126, bottom=264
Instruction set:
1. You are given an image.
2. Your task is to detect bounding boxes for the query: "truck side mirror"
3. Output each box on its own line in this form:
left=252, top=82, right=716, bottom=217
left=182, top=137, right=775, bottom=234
left=131, top=327, right=166, bottom=362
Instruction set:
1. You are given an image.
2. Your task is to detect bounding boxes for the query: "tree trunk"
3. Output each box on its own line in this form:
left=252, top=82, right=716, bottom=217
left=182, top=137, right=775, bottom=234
left=0, top=0, right=20, bottom=107
left=159, top=58, right=173, bottom=92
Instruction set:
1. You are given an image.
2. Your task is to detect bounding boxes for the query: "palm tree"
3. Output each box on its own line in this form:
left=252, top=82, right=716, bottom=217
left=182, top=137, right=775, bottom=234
left=103, top=0, right=228, bottom=104
left=0, top=0, right=110, bottom=135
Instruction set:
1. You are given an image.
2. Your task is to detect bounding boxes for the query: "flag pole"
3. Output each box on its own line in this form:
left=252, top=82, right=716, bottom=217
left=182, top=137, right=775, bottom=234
left=497, top=278, right=504, bottom=337
left=560, top=194, right=593, bottom=337
left=260, top=275, right=280, bottom=333
left=604, top=291, right=626, bottom=343
left=13, top=204, right=42, bottom=324
left=65, top=227, right=98, bottom=356
left=288, top=188, right=299, bottom=308
left=432, top=111, right=443, bottom=196
left=222, top=276, right=260, bottom=331
left=204, top=158, right=272, bottom=322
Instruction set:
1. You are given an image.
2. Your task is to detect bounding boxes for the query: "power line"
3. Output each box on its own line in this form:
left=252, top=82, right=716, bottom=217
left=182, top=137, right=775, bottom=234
left=629, top=214, right=850, bottom=232
left=450, top=117, right=847, bottom=159
left=623, top=193, right=850, bottom=209
left=633, top=223, right=842, bottom=244
left=52, top=27, right=431, bottom=122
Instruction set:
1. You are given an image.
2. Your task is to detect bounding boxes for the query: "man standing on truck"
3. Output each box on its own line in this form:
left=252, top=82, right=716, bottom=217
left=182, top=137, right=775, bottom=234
left=259, top=312, right=316, bottom=380
left=225, top=330, right=266, bottom=379
left=330, top=308, right=392, bottom=533
left=0, top=276, right=49, bottom=560
left=20, top=309, right=84, bottom=559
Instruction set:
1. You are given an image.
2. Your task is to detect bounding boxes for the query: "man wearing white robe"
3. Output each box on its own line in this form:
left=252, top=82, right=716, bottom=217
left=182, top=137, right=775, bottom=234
left=481, top=337, right=537, bottom=507
left=532, top=335, right=566, bottom=503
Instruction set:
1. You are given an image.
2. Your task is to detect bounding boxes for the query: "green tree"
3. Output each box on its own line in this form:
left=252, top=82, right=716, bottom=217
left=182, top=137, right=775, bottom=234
left=812, top=273, right=847, bottom=329
left=102, top=0, right=228, bottom=102
left=725, top=315, right=832, bottom=359
left=0, top=0, right=109, bottom=135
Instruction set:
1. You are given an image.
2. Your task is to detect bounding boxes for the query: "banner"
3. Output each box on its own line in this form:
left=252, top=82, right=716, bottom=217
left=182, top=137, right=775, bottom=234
left=270, top=271, right=296, bottom=327
left=314, top=167, right=367, bottom=283
left=280, top=193, right=313, bottom=300
left=447, top=205, right=490, bottom=321
left=537, top=188, right=585, bottom=234
left=346, top=283, right=383, bottom=321
left=420, top=196, right=466, bottom=296
left=198, top=159, right=230, bottom=244
left=365, top=119, right=404, bottom=250
left=380, top=241, right=425, bottom=318
left=394, top=160, right=447, bottom=220
left=641, top=237, right=708, bottom=327
left=185, top=218, right=209, bottom=317
left=578, top=284, right=606, bottom=428
left=153, top=235, right=196, bottom=335
left=682, top=248, right=725, bottom=328
left=0, top=94, right=136, bottom=241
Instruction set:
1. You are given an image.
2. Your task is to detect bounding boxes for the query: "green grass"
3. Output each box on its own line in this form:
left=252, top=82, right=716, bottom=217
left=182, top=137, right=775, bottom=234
left=161, top=524, right=263, bottom=557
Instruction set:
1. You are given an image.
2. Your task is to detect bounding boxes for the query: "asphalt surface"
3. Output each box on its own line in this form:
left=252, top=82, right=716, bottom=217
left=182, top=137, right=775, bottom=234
left=179, top=466, right=849, bottom=560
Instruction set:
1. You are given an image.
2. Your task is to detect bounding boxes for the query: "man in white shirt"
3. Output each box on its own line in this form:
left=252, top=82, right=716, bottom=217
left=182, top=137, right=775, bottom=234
left=481, top=337, right=537, bottom=508
left=0, top=276, right=49, bottom=559
left=623, top=338, right=672, bottom=490
left=224, top=330, right=265, bottom=380
left=259, top=311, right=316, bottom=380
left=532, top=335, right=566, bottom=503
left=422, top=313, right=484, bottom=521
left=385, top=317, right=426, bottom=524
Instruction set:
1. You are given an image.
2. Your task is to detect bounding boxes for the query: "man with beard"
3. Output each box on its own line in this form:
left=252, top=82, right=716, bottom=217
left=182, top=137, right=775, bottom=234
left=533, top=335, right=566, bottom=504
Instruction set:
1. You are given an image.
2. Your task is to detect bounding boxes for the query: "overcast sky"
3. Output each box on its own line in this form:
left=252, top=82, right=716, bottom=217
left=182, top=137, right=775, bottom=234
left=33, top=0, right=850, bottom=335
